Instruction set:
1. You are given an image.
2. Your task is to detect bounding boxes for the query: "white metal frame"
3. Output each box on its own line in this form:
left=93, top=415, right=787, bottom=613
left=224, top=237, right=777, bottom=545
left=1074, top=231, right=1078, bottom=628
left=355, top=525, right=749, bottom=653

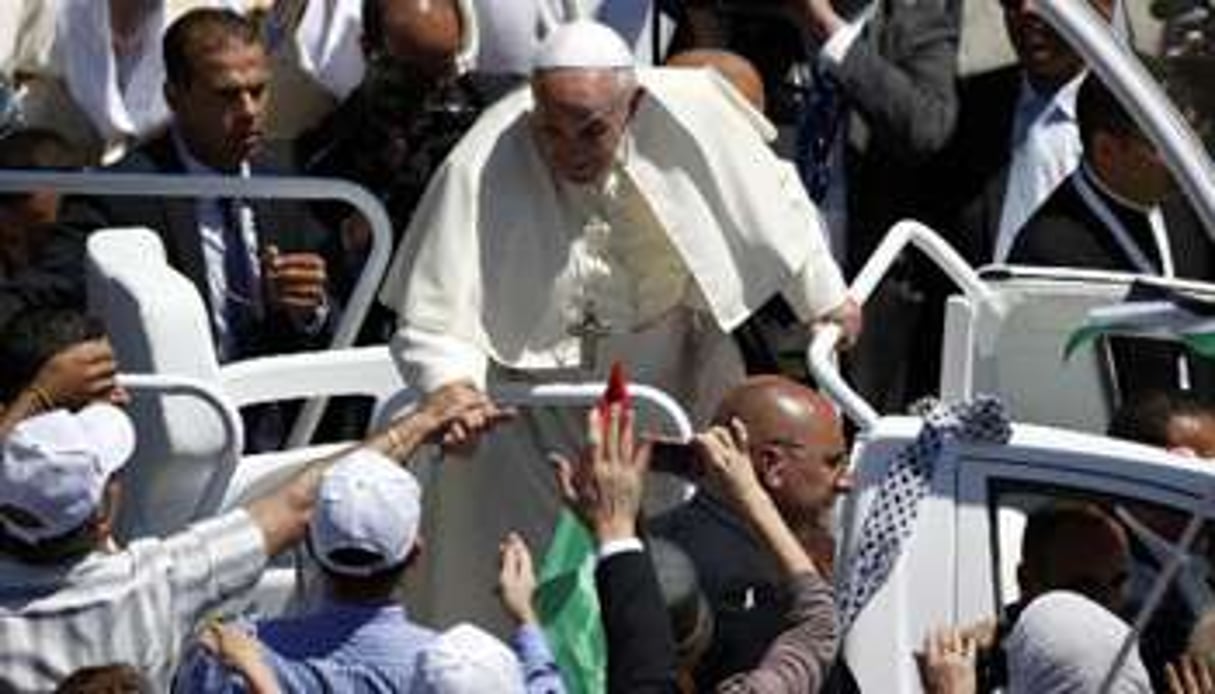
left=0, top=170, right=392, bottom=447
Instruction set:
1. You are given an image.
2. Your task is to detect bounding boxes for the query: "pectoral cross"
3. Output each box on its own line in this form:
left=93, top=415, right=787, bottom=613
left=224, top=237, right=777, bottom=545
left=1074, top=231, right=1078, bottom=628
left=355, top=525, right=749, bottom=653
left=567, top=301, right=611, bottom=371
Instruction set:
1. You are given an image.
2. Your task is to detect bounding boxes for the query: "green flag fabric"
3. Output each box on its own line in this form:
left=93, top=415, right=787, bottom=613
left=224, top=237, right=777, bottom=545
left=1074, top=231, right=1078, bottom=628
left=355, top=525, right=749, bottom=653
left=537, top=511, right=606, bottom=694
left=1064, top=299, right=1215, bottom=361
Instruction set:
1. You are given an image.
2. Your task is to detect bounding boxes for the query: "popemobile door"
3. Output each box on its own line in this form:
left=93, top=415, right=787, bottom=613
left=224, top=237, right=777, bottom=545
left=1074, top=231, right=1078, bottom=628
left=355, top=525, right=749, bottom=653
left=841, top=415, right=1215, bottom=693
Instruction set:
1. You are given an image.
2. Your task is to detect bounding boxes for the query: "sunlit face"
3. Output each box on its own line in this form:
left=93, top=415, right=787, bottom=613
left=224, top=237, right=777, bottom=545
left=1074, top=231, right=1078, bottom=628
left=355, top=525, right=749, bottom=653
left=1001, top=0, right=1114, bottom=90
left=530, top=68, right=636, bottom=185
left=166, top=38, right=268, bottom=172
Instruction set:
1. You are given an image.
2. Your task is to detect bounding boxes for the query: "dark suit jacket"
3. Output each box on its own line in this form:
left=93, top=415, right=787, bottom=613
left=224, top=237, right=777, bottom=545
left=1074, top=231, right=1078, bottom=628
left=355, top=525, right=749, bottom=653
left=838, top=0, right=961, bottom=274
left=923, top=65, right=1024, bottom=266
left=828, top=0, right=961, bottom=410
left=1009, top=168, right=1215, bottom=402
left=650, top=494, right=787, bottom=689
left=66, top=132, right=334, bottom=358
left=595, top=549, right=680, bottom=694
left=1010, top=169, right=1214, bottom=278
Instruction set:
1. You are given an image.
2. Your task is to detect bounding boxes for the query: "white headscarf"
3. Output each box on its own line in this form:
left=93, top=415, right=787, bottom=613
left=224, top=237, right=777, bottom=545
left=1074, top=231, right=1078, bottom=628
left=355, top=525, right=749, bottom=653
left=1006, top=591, right=1152, bottom=694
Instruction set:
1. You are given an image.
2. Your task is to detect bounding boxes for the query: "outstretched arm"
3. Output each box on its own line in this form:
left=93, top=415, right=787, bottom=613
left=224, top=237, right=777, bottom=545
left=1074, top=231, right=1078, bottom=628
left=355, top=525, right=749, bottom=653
left=246, top=392, right=512, bottom=558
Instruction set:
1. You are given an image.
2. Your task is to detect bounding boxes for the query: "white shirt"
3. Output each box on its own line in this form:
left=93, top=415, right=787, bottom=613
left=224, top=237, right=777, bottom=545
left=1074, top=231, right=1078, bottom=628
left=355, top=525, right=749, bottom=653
left=0, top=510, right=266, bottom=691
left=994, top=73, right=1085, bottom=264
left=173, top=134, right=263, bottom=362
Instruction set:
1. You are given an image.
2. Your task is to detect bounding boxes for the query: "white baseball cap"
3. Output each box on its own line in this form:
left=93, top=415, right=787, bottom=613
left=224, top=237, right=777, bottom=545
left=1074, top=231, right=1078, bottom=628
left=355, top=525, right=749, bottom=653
left=309, top=449, right=421, bottom=577
left=415, top=623, right=526, bottom=694
left=532, top=20, right=635, bottom=73
left=0, top=404, right=136, bottom=544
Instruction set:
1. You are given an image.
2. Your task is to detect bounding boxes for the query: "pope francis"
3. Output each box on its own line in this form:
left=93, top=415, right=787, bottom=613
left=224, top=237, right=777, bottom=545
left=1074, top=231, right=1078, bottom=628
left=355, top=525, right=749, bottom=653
left=378, top=20, right=856, bottom=628
left=381, top=20, right=856, bottom=418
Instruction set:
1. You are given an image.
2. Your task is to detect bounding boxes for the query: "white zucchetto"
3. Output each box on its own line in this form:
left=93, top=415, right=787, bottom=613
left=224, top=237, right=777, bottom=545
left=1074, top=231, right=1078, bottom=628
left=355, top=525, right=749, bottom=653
left=531, top=20, right=636, bottom=73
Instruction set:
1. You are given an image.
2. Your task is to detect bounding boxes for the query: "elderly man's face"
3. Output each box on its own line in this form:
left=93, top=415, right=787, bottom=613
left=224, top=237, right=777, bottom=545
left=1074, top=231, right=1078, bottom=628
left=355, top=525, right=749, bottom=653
left=531, top=69, right=636, bottom=185
left=166, top=38, right=269, bottom=171
left=1001, top=0, right=1114, bottom=90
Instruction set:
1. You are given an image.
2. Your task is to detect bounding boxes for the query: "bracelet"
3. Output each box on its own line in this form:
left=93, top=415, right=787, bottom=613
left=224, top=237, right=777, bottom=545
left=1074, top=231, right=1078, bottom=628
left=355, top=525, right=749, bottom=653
left=26, top=386, right=56, bottom=413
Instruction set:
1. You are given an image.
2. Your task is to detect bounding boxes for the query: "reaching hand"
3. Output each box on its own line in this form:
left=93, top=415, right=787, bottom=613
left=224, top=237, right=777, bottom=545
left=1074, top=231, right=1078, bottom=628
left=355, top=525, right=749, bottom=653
left=498, top=532, right=538, bottom=626
left=29, top=338, right=127, bottom=410
left=552, top=404, right=650, bottom=544
left=262, top=245, right=327, bottom=318
left=422, top=381, right=515, bottom=453
left=1168, top=654, right=1215, bottom=694
left=199, top=622, right=280, bottom=694
left=916, top=627, right=978, bottom=694
left=693, top=418, right=769, bottom=513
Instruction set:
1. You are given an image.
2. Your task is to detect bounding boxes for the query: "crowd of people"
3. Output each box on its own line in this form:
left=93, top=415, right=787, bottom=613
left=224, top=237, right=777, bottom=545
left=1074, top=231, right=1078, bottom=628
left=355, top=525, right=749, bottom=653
left=0, top=0, right=1214, bottom=691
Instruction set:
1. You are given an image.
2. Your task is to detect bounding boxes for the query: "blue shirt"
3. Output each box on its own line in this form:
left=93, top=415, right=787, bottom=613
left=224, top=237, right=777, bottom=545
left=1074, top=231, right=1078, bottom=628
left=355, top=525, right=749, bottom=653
left=512, top=624, right=567, bottom=694
left=177, top=601, right=436, bottom=693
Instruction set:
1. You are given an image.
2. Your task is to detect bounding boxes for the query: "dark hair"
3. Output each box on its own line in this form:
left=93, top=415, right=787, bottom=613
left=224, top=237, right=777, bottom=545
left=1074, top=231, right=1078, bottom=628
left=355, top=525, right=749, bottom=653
left=54, top=664, right=149, bottom=693
left=1076, top=73, right=1143, bottom=152
left=0, top=308, right=105, bottom=404
left=1020, top=502, right=1121, bottom=575
left=0, top=128, right=81, bottom=207
left=162, top=8, right=262, bottom=87
left=1108, top=388, right=1215, bottom=448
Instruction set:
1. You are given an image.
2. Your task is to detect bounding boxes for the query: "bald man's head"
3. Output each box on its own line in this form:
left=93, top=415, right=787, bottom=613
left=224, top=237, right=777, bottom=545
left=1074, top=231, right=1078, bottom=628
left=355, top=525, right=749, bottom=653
left=713, top=376, right=850, bottom=524
left=665, top=49, right=765, bottom=113
left=364, top=0, right=462, bottom=78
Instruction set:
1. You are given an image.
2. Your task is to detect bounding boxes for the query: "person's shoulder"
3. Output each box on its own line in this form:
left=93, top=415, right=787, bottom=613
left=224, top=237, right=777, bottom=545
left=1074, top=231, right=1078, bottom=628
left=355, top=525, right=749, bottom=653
left=107, top=131, right=178, bottom=174
left=251, top=140, right=307, bottom=175
left=1009, top=182, right=1095, bottom=263
left=959, top=64, right=1022, bottom=100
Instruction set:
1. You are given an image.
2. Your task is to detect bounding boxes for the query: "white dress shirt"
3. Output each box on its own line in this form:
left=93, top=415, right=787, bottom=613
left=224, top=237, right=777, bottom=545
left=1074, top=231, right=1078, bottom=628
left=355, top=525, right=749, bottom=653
left=994, top=73, right=1085, bottom=264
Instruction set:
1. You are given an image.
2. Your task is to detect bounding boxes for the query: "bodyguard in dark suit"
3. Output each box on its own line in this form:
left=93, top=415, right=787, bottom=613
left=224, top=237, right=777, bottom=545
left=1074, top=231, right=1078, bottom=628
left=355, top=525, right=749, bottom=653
left=928, top=0, right=1117, bottom=266
left=71, top=8, right=333, bottom=364
left=1009, top=73, right=1215, bottom=404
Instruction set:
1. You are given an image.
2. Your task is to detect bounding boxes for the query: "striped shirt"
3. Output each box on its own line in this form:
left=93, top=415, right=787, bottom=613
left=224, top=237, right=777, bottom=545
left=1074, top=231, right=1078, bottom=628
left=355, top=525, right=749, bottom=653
left=0, top=510, right=266, bottom=691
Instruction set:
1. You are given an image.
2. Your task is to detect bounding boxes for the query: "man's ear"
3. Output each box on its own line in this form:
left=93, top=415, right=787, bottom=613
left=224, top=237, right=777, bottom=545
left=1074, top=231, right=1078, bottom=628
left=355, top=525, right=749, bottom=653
left=755, top=446, right=783, bottom=490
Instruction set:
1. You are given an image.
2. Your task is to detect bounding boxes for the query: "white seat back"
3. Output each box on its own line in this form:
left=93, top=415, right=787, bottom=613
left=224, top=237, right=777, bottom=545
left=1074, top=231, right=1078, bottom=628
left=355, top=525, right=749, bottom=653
left=86, top=227, right=239, bottom=539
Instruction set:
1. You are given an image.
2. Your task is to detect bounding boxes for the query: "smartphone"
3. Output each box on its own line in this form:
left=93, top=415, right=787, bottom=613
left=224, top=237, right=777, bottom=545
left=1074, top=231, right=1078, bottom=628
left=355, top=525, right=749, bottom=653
left=649, top=438, right=702, bottom=479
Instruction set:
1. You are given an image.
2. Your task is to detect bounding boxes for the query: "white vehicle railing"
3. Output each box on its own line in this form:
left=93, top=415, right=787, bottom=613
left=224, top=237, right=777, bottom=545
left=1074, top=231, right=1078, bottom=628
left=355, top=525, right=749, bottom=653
left=372, top=381, right=695, bottom=442
left=808, top=220, right=1000, bottom=432
left=0, top=170, right=392, bottom=447
left=116, top=372, right=244, bottom=524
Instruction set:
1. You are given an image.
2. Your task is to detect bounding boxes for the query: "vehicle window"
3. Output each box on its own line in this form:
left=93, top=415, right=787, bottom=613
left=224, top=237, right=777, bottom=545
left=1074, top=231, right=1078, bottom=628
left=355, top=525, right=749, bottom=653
left=988, top=480, right=1215, bottom=690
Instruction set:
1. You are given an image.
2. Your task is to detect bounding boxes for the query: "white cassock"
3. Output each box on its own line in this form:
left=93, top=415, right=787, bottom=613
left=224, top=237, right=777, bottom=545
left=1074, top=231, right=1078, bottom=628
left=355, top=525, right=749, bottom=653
left=378, top=67, right=847, bottom=630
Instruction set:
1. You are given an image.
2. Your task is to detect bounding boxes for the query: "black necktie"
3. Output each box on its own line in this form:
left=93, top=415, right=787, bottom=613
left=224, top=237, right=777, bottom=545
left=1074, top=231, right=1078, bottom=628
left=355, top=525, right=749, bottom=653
left=220, top=198, right=257, bottom=359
